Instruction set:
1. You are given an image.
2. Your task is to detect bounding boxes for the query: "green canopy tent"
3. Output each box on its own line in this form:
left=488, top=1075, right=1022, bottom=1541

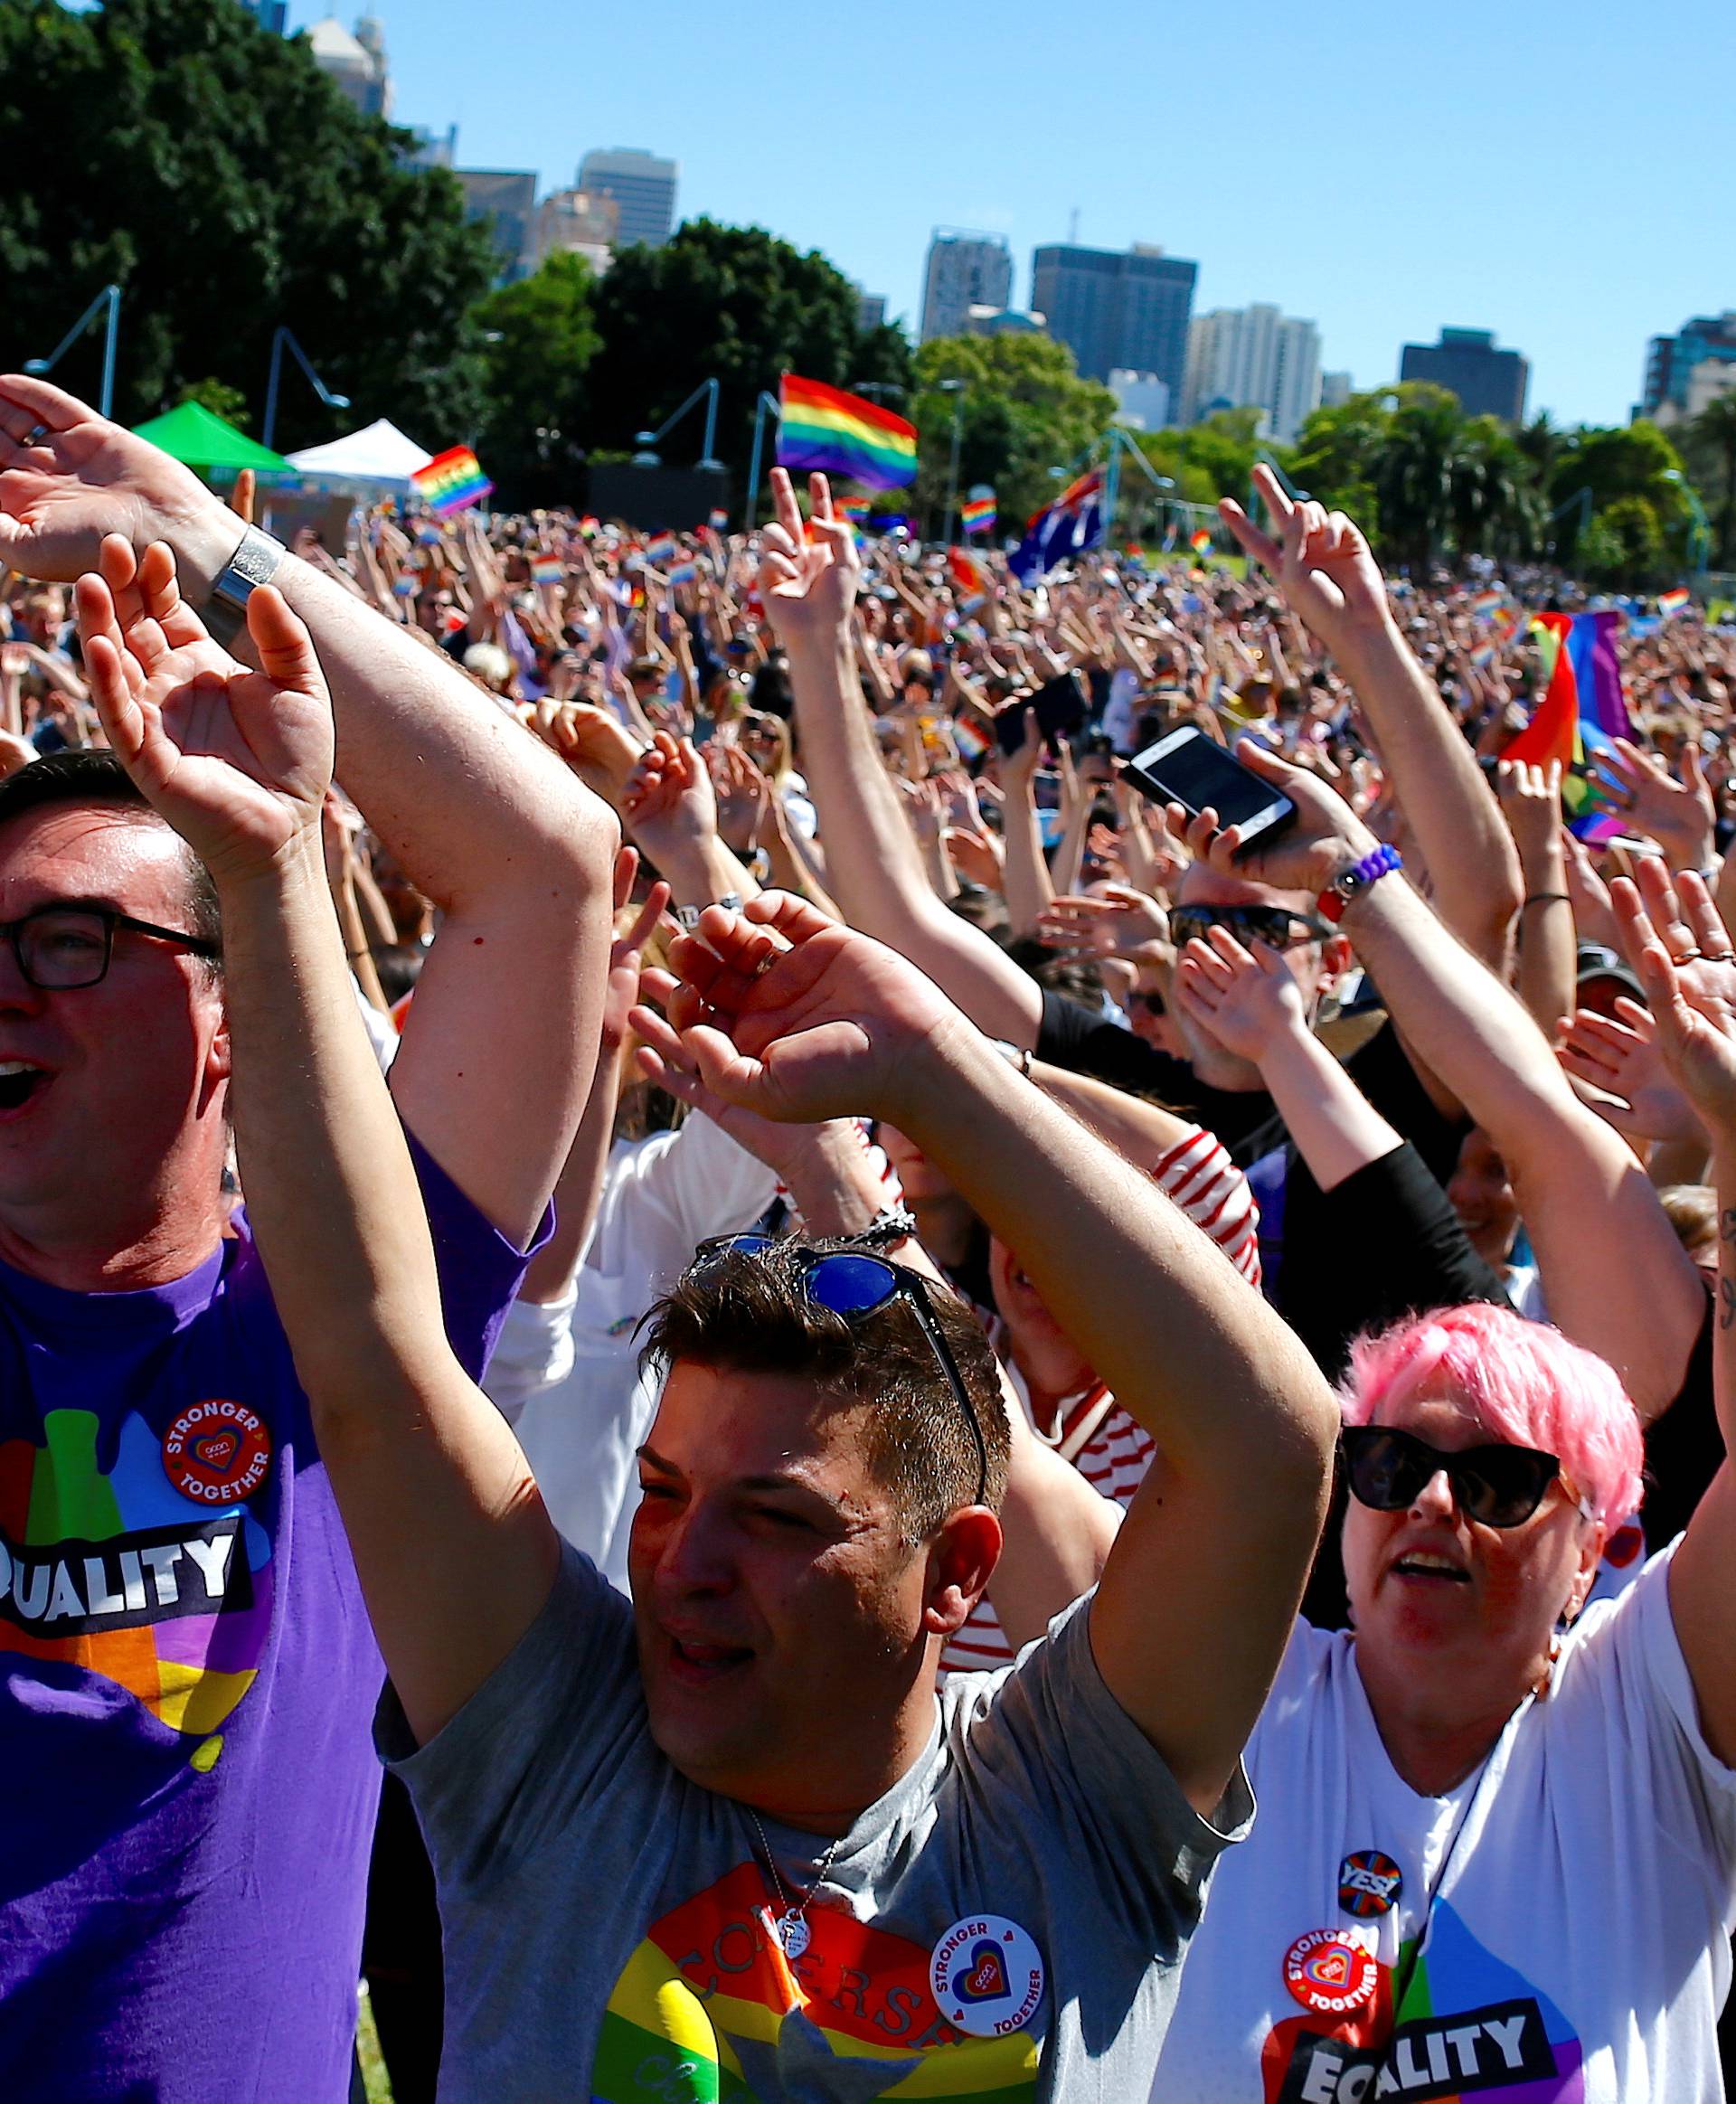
left=130, top=401, right=292, bottom=478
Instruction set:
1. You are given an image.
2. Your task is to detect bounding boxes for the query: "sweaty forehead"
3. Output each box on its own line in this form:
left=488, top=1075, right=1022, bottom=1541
left=0, top=805, right=199, bottom=923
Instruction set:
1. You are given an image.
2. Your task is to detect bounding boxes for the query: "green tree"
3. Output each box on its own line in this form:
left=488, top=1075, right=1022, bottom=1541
left=1578, top=496, right=1667, bottom=590
left=910, top=335, right=1116, bottom=535
left=1676, top=392, right=1736, bottom=571
left=0, top=0, right=495, bottom=448
left=586, top=220, right=884, bottom=489
left=1546, top=420, right=1686, bottom=562
left=179, top=378, right=252, bottom=431
left=1288, top=391, right=1397, bottom=539
left=472, top=252, right=600, bottom=508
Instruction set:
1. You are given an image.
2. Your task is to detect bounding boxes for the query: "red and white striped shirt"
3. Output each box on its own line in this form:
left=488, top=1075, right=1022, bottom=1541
left=939, top=1122, right=1260, bottom=1678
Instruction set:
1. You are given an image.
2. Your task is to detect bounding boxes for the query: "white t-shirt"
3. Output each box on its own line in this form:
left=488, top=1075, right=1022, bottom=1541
left=1153, top=1539, right=1736, bottom=2101
left=484, top=1114, right=778, bottom=1590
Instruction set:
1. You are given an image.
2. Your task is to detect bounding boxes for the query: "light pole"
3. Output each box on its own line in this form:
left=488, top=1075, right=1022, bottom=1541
left=632, top=377, right=723, bottom=472
left=939, top=379, right=966, bottom=543
left=745, top=390, right=781, bottom=524
left=25, top=284, right=121, bottom=419
left=262, top=328, right=351, bottom=450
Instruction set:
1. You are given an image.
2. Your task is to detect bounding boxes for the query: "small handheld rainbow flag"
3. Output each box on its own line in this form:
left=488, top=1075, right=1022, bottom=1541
left=708, top=508, right=730, bottom=532
left=411, top=446, right=493, bottom=518
left=1190, top=528, right=1213, bottom=556
left=960, top=494, right=996, bottom=536
left=948, top=548, right=989, bottom=611
left=1470, top=589, right=1505, bottom=621
left=665, top=561, right=698, bottom=587
left=952, top=715, right=992, bottom=762
left=778, top=374, right=917, bottom=491
left=835, top=495, right=871, bottom=524
left=645, top=532, right=678, bottom=567
left=531, top=553, right=563, bottom=587
left=1658, top=588, right=1691, bottom=617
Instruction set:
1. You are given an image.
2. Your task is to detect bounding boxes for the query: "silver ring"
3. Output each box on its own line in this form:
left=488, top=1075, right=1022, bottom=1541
left=1704, top=951, right=1736, bottom=965
left=1674, top=948, right=1703, bottom=964
left=21, top=423, right=51, bottom=449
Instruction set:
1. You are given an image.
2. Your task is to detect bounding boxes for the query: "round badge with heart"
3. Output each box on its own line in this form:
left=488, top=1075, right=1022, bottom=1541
left=1282, top=1928, right=1377, bottom=2016
left=929, top=1914, right=1046, bottom=2039
left=161, top=1400, right=273, bottom=1505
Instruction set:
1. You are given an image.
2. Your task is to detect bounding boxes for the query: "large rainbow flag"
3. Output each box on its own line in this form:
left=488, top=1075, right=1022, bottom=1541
left=1502, top=610, right=1633, bottom=841
left=777, top=375, right=918, bottom=491
left=411, top=445, right=493, bottom=517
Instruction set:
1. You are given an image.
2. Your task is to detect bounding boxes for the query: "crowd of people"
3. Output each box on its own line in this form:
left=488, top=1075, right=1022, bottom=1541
left=3, top=368, right=1736, bottom=2104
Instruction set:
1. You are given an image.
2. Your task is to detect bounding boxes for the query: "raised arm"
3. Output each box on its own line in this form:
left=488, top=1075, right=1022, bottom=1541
left=763, top=469, right=1043, bottom=1048
left=1222, top=466, right=1522, bottom=965
left=632, top=894, right=1337, bottom=1815
left=1176, top=740, right=1704, bottom=1415
left=76, top=557, right=560, bottom=1750
left=1, top=376, right=618, bottom=1248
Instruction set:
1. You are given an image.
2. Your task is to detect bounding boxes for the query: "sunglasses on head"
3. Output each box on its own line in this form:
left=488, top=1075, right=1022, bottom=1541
left=1169, top=903, right=1331, bottom=953
left=1340, top=1425, right=1590, bottom=1530
left=693, top=1236, right=988, bottom=1506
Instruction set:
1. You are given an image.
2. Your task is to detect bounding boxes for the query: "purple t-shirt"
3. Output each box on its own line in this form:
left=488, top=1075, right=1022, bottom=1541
left=0, top=1129, right=534, bottom=2102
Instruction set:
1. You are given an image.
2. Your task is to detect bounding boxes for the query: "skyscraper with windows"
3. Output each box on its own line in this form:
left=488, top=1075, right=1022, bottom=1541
left=1398, top=328, right=1529, bottom=422
left=241, top=0, right=288, bottom=31
left=1029, top=243, right=1196, bottom=403
left=920, top=232, right=1014, bottom=344
left=575, top=149, right=678, bottom=250
left=1641, top=315, right=1736, bottom=422
left=1184, top=304, right=1323, bottom=442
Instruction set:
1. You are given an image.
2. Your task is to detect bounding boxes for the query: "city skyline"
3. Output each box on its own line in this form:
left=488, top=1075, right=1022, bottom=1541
left=279, top=0, right=1733, bottom=429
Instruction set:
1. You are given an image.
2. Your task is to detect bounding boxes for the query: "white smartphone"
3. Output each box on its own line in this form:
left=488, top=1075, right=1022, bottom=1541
left=1121, top=727, right=1295, bottom=851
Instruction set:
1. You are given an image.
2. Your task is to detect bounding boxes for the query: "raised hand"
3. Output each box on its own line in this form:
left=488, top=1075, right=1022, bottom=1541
left=1495, top=757, right=1564, bottom=866
left=1036, top=884, right=1168, bottom=960
left=621, top=731, right=719, bottom=856
left=757, top=467, right=860, bottom=653
left=521, top=699, right=644, bottom=807
left=1556, top=998, right=1704, bottom=1144
left=1161, top=738, right=1379, bottom=897
left=1611, top=868, right=1736, bottom=1140
left=627, top=892, right=960, bottom=1127
left=1216, top=464, right=1391, bottom=660
left=76, top=536, right=333, bottom=881
left=598, top=848, right=670, bottom=1058
left=0, top=375, right=236, bottom=597
left=1588, top=736, right=1716, bottom=872
left=1174, top=925, right=1309, bottom=1066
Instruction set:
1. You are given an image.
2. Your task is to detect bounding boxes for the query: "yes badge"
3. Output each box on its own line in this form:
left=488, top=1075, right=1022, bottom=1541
left=1338, top=1848, right=1402, bottom=1918
left=1283, top=1929, right=1376, bottom=2016
left=929, top=1915, right=1045, bottom=2039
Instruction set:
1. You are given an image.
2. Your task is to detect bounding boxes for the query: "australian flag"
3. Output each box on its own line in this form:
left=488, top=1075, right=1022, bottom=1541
left=1009, top=471, right=1104, bottom=582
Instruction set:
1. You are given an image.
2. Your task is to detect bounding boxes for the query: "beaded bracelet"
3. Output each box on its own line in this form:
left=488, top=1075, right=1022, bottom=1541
left=1316, top=844, right=1403, bottom=924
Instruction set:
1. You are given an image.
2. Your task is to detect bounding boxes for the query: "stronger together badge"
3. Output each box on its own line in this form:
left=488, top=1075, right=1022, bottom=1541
left=161, top=1400, right=272, bottom=1505
left=929, top=1914, right=1045, bottom=2040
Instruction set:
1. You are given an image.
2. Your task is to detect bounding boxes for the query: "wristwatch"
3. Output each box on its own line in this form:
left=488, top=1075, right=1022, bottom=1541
left=204, top=526, right=288, bottom=648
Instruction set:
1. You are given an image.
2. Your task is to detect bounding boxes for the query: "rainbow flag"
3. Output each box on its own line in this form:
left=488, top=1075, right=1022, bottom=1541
left=645, top=532, right=678, bottom=566
left=1503, top=613, right=1628, bottom=841
left=777, top=374, right=917, bottom=491
left=708, top=508, right=730, bottom=532
left=960, top=494, right=996, bottom=536
left=411, top=445, right=493, bottom=517
left=953, top=714, right=992, bottom=761
left=1470, top=589, right=1505, bottom=621
left=531, top=553, right=563, bottom=587
left=1190, top=529, right=1212, bottom=556
left=665, top=561, right=698, bottom=587
left=835, top=495, right=871, bottom=524
left=948, top=548, right=989, bottom=609
left=1659, top=587, right=1691, bottom=617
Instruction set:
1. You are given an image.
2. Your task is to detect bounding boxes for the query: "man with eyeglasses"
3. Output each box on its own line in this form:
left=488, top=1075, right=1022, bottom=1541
left=0, top=376, right=617, bottom=2103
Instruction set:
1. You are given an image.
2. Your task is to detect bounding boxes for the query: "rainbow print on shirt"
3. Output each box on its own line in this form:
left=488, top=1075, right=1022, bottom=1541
left=0, top=1406, right=273, bottom=1750
left=590, top=1861, right=1040, bottom=2100
left=1261, top=1901, right=1584, bottom=2101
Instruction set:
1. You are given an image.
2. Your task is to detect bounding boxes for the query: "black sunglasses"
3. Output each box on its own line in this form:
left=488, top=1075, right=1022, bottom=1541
left=0, top=904, right=220, bottom=990
left=694, top=1236, right=989, bottom=1506
left=1170, top=902, right=1330, bottom=953
left=1341, top=1425, right=1589, bottom=1530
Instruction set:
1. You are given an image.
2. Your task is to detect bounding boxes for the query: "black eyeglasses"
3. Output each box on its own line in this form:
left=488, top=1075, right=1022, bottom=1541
left=693, top=1236, right=989, bottom=1507
left=1340, top=1425, right=1590, bottom=1530
left=1170, top=902, right=1330, bottom=954
left=0, top=904, right=220, bottom=990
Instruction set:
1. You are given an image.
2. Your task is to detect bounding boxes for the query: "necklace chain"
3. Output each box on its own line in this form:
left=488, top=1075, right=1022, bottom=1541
left=749, top=1810, right=843, bottom=1955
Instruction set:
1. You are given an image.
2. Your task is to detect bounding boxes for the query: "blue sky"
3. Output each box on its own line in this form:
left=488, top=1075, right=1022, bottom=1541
left=288, top=0, right=1731, bottom=428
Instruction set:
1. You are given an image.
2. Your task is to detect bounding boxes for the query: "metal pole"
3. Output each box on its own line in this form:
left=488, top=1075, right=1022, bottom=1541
left=942, top=395, right=963, bottom=544
left=99, top=288, right=120, bottom=420
left=701, top=378, right=719, bottom=468
left=1102, top=427, right=1121, bottom=552
left=263, top=328, right=286, bottom=452
left=746, top=391, right=778, bottom=523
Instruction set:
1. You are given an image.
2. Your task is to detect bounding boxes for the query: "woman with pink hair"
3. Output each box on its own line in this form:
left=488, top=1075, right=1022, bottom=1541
left=1150, top=858, right=1736, bottom=2099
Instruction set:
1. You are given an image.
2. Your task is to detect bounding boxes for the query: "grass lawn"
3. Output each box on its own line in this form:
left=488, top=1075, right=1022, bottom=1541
left=357, top=1986, right=394, bottom=2104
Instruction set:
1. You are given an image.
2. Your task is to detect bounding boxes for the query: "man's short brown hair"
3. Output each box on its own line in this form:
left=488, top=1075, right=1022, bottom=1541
left=640, top=1242, right=1010, bottom=1541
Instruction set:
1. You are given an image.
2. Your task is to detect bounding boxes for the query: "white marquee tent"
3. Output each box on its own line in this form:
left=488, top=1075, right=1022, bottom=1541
left=284, top=419, right=434, bottom=494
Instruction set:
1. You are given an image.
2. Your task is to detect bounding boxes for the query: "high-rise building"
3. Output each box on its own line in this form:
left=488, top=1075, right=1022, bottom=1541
left=920, top=231, right=1013, bottom=344
left=1398, top=327, right=1529, bottom=422
left=1108, top=370, right=1171, bottom=432
left=1319, top=371, right=1354, bottom=410
left=1641, top=315, right=1736, bottom=423
left=1029, top=243, right=1197, bottom=402
left=306, top=15, right=392, bottom=118
left=531, top=190, right=620, bottom=276
left=575, top=149, right=677, bottom=250
left=241, top=0, right=288, bottom=32
left=454, top=169, right=538, bottom=285
left=1184, top=304, right=1322, bottom=443
left=855, top=290, right=888, bottom=334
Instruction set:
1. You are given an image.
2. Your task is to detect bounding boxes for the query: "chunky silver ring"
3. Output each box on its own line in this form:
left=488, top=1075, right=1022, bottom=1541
left=22, top=423, right=51, bottom=448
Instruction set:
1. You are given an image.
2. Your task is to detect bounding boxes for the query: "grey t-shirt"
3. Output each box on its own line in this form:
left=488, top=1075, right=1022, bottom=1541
left=378, top=1543, right=1251, bottom=2101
